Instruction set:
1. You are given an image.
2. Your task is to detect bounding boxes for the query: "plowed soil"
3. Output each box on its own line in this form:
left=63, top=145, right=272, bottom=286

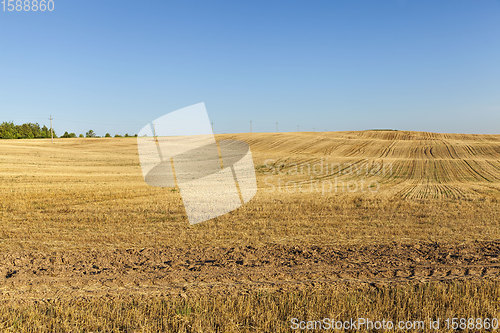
left=1, top=242, right=498, bottom=300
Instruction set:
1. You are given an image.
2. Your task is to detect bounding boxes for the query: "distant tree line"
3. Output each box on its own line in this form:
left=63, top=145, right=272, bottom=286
left=0, top=122, right=53, bottom=139
left=0, top=122, right=137, bottom=139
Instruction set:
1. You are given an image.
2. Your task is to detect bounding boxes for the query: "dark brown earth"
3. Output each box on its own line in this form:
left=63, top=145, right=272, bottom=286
left=1, top=241, right=498, bottom=299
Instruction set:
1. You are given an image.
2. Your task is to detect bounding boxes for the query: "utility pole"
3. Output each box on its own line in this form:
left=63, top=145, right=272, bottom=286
left=49, top=115, right=54, bottom=143
left=151, top=122, right=163, bottom=162
left=250, top=120, right=252, bottom=133
left=276, top=121, right=279, bottom=132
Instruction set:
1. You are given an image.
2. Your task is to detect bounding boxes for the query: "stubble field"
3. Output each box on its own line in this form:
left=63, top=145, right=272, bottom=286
left=0, top=130, right=498, bottom=332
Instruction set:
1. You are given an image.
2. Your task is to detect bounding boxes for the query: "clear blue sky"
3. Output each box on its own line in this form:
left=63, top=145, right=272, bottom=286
left=0, top=0, right=499, bottom=135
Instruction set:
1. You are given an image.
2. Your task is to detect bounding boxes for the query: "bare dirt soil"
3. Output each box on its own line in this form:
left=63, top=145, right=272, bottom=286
left=1, top=242, right=498, bottom=300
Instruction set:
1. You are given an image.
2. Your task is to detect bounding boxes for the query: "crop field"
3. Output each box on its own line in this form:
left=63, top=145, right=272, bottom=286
left=0, top=130, right=499, bottom=332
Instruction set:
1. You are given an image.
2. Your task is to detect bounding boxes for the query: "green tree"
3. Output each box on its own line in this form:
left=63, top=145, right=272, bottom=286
left=62, top=132, right=77, bottom=138
left=41, top=125, right=51, bottom=138
left=85, top=130, right=96, bottom=138
left=0, top=122, right=16, bottom=139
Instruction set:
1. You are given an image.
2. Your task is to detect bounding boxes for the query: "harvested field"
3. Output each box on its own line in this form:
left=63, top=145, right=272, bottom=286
left=0, top=130, right=498, bottom=331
